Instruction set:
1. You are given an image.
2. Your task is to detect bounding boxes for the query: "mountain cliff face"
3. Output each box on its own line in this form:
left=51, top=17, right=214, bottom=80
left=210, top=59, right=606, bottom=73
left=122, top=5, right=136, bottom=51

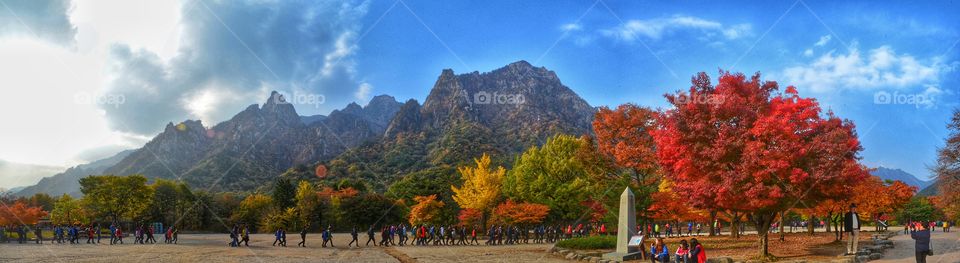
left=331, top=61, right=596, bottom=189
left=22, top=61, right=595, bottom=194
left=103, top=91, right=401, bottom=191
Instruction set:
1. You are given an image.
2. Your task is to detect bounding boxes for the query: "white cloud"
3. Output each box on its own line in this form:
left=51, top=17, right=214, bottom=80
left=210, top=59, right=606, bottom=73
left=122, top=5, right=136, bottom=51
left=0, top=0, right=372, bottom=166
left=0, top=38, right=132, bottom=166
left=781, top=45, right=953, bottom=93
left=814, top=35, right=831, bottom=47
left=101, top=0, right=372, bottom=134
left=602, top=15, right=751, bottom=42
left=803, top=48, right=813, bottom=57
left=560, top=23, right=582, bottom=32
left=355, top=82, right=372, bottom=101
left=70, top=0, right=182, bottom=60
left=0, top=0, right=75, bottom=44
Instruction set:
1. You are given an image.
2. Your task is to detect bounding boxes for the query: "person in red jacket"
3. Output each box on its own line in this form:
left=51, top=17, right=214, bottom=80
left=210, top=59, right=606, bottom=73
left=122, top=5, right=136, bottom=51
left=115, top=227, right=123, bottom=244
left=689, top=238, right=706, bottom=263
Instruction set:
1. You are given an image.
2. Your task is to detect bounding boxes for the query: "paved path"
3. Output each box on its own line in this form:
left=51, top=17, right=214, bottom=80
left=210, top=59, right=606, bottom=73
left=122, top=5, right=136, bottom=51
left=873, top=229, right=960, bottom=263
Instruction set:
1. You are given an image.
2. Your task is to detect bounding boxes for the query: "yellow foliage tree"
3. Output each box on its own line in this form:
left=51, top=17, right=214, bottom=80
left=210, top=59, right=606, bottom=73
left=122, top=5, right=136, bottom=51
left=451, top=153, right=505, bottom=228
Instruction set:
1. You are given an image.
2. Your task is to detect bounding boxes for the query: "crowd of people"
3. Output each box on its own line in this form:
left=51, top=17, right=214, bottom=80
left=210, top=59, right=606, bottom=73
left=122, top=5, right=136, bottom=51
left=233, top=223, right=613, bottom=249
left=0, top=223, right=178, bottom=245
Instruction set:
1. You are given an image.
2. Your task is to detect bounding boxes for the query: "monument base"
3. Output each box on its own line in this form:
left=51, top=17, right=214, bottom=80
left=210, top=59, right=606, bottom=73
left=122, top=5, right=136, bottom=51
left=602, top=251, right=644, bottom=261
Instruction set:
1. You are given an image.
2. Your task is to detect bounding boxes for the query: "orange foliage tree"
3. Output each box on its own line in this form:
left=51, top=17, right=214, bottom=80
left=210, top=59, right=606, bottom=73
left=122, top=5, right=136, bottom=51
left=648, top=179, right=704, bottom=222
left=458, top=208, right=483, bottom=227
left=592, top=103, right=660, bottom=185
left=0, top=201, right=48, bottom=225
left=853, top=176, right=916, bottom=220
left=408, top=195, right=445, bottom=225
left=490, top=200, right=550, bottom=225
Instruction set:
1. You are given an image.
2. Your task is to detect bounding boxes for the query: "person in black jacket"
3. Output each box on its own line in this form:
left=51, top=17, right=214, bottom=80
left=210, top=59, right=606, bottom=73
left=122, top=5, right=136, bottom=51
left=348, top=225, right=359, bottom=247
left=911, top=222, right=931, bottom=263
left=843, top=204, right=861, bottom=255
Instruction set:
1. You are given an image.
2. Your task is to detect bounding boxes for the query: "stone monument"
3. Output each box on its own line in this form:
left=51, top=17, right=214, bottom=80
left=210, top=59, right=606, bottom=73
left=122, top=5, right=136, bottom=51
left=603, top=187, right=644, bottom=261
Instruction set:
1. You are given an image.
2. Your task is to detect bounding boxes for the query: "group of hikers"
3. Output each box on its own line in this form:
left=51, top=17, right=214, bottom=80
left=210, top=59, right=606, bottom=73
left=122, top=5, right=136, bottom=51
left=227, top=221, right=716, bottom=250
left=0, top=223, right=179, bottom=245
left=233, top=223, right=593, bottom=248
left=640, top=222, right=707, bottom=238
left=903, top=220, right=952, bottom=234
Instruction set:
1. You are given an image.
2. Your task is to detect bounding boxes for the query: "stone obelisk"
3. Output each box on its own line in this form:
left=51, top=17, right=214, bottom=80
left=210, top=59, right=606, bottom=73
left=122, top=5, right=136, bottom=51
left=604, top=187, right=642, bottom=261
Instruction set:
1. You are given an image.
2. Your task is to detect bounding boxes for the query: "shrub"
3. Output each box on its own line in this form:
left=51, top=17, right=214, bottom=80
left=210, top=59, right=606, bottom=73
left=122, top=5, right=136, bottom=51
left=555, top=235, right=617, bottom=250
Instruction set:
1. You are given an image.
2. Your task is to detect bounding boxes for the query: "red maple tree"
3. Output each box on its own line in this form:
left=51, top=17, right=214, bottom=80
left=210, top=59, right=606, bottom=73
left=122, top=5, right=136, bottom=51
left=653, top=71, right=866, bottom=257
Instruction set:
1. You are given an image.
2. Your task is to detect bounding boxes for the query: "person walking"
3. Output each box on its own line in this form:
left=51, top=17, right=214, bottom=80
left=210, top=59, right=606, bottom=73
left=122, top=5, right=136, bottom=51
left=349, top=225, right=360, bottom=247
left=366, top=225, right=377, bottom=246
left=843, top=204, right=862, bottom=255
left=321, top=225, right=334, bottom=248
left=299, top=226, right=309, bottom=247
left=240, top=224, right=249, bottom=246
left=87, top=225, right=95, bottom=244
left=34, top=225, right=43, bottom=244
left=109, top=224, right=116, bottom=245
left=146, top=225, right=156, bottom=244
left=272, top=228, right=282, bottom=247
left=115, top=226, right=123, bottom=244
left=95, top=224, right=102, bottom=244
left=911, top=222, right=932, bottom=263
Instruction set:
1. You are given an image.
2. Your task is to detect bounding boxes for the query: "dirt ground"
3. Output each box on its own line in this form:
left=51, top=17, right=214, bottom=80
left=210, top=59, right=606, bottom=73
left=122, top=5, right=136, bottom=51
left=0, top=233, right=563, bottom=263
left=872, top=229, right=960, bottom=263
left=0, top=230, right=932, bottom=262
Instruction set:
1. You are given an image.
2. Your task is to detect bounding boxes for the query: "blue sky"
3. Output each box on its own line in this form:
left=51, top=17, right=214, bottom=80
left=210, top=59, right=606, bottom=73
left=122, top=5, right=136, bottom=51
left=352, top=0, right=960, bottom=180
left=0, top=0, right=957, bottom=185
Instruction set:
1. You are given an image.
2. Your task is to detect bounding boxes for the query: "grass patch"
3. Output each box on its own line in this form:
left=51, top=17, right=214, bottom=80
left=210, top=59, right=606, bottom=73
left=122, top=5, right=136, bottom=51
left=556, top=235, right=617, bottom=250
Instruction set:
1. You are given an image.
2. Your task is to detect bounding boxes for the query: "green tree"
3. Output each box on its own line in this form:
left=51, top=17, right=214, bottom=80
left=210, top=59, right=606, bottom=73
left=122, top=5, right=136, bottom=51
left=146, top=179, right=201, bottom=228
left=79, top=175, right=154, bottom=222
left=50, top=194, right=87, bottom=225
left=386, top=166, right=460, bottom=224
left=272, top=177, right=296, bottom=210
left=502, top=134, right=606, bottom=221
left=898, top=197, right=942, bottom=223
left=338, top=194, right=404, bottom=229
left=26, top=193, right=56, bottom=212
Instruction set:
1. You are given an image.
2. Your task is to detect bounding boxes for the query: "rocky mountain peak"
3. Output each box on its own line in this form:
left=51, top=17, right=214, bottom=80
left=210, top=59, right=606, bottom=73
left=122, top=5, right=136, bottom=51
left=257, top=91, right=302, bottom=127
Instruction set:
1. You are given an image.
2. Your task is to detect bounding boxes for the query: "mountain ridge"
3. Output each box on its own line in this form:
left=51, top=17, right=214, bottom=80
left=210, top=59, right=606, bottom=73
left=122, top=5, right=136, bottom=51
left=871, top=166, right=932, bottom=190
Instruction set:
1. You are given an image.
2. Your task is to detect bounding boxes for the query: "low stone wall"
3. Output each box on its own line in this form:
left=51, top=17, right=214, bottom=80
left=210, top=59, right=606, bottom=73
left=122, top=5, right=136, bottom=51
left=549, top=232, right=898, bottom=263
left=547, top=246, right=625, bottom=263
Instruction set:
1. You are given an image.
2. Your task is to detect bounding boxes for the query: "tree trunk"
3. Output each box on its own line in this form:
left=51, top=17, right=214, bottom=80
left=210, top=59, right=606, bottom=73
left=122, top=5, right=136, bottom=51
left=807, top=216, right=815, bottom=235
left=731, top=212, right=741, bottom=239
left=835, top=214, right=843, bottom=241
left=752, top=212, right=776, bottom=258
left=826, top=212, right=833, bottom=233
left=709, top=210, right=717, bottom=237
left=779, top=211, right=785, bottom=241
